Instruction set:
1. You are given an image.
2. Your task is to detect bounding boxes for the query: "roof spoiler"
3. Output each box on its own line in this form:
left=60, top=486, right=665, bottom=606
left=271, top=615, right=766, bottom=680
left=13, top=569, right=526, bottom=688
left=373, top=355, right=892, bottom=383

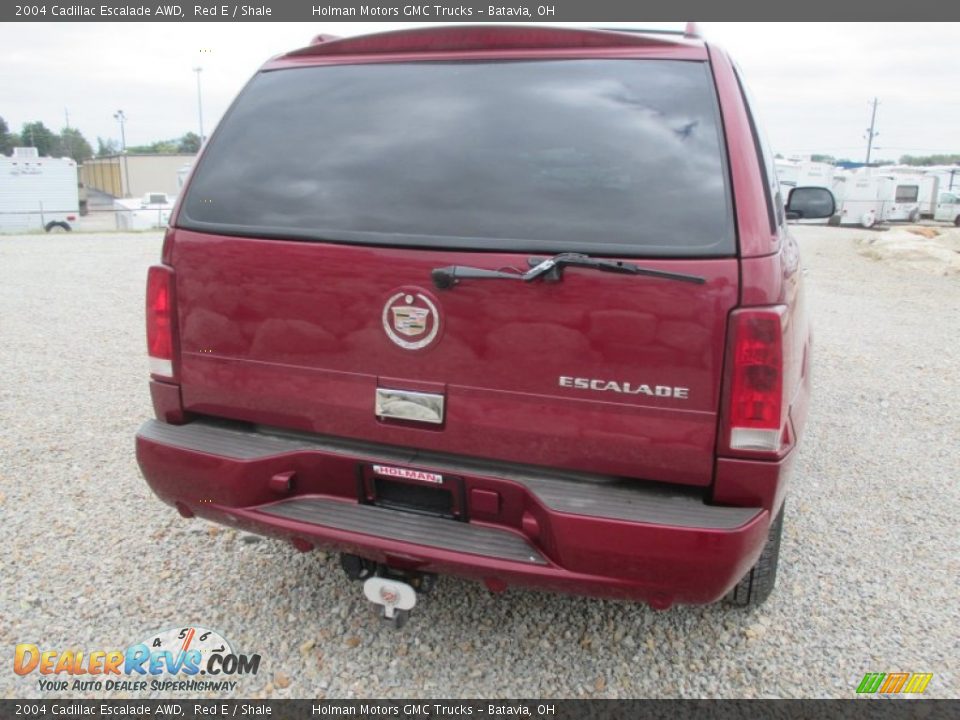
left=285, top=25, right=694, bottom=58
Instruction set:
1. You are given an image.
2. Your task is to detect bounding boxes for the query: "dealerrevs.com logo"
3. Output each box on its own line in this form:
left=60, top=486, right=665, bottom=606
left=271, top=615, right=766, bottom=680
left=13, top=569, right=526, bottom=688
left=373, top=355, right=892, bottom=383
left=15, top=626, right=261, bottom=693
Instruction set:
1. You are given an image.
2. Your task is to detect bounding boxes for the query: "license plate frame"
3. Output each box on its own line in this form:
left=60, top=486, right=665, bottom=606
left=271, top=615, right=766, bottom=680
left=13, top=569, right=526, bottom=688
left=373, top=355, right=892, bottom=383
left=359, top=462, right=467, bottom=521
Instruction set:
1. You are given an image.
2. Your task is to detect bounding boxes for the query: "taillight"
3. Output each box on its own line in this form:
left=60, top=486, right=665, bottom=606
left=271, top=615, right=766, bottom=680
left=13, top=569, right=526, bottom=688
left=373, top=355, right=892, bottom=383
left=727, top=308, right=785, bottom=453
left=146, top=265, right=175, bottom=379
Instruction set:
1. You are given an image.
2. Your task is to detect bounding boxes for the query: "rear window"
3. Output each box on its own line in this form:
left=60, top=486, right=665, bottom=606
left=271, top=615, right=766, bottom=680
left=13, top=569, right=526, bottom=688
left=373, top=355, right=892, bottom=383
left=180, top=59, right=734, bottom=257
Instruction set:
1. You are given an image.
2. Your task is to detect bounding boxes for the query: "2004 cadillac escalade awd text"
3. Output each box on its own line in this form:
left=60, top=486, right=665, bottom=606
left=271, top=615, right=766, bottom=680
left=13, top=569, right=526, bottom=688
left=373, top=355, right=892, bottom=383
left=135, top=25, right=834, bottom=620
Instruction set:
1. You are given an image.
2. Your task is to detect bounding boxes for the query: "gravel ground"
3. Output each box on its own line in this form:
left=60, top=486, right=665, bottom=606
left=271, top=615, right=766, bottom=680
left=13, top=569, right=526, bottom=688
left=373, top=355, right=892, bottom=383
left=1, top=226, right=958, bottom=699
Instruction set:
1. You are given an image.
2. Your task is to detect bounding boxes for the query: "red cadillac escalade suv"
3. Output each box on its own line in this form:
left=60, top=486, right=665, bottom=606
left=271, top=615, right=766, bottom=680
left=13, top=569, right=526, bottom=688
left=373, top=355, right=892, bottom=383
left=136, top=25, right=832, bottom=622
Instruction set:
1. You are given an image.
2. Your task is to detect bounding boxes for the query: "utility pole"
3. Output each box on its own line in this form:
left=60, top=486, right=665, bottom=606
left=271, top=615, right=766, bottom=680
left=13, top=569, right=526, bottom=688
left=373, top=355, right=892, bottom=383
left=64, top=107, right=72, bottom=160
left=193, top=67, right=205, bottom=146
left=114, top=109, right=129, bottom=197
left=114, top=109, right=127, bottom=151
left=865, top=98, right=880, bottom=166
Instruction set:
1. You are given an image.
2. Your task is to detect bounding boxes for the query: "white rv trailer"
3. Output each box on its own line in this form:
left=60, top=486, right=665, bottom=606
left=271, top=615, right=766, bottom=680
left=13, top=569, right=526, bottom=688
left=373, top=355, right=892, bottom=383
left=869, top=165, right=960, bottom=217
left=918, top=169, right=960, bottom=217
left=933, top=191, right=960, bottom=225
left=0, top=148, right=80, bottom=233
left=831, top=171, right=923, bottom=227
left=919, top=175, right=940, bottom=217
left=775, top=159, right=834, bottom=190
left=885, top=173, right=924, bottom=221
left=114, top=192, right=175, bottom=230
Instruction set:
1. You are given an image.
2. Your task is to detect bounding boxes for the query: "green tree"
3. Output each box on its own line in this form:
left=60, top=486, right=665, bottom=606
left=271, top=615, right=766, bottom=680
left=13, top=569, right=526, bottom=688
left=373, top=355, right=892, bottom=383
left=127, top=140, right=179, bottom=154
left=96, top=137, right=119, bottom=157
left=0, top=115, right=17, bottom=155
left=126, top=133, right=200, bottom=155
left=810, top=154, right=836, bottom=164
left=899, top=154, right=960, bottom=166
left=20, top=121, right=60, bottom=156
left=177, top=132, right=201, bottom=153
left=59, top=127, right=93, bottom=163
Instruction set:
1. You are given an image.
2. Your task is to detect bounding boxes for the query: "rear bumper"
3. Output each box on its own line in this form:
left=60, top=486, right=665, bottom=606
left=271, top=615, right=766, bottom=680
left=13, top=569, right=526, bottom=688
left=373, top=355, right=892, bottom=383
left=136, top=418, right=771, bottom=607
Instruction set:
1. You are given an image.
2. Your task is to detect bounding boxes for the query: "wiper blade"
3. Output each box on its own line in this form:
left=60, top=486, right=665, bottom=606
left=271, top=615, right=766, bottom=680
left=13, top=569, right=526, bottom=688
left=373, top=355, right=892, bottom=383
left=525, top=254, right=706, bottom=283
left=432, top=253, right=706, bottom=290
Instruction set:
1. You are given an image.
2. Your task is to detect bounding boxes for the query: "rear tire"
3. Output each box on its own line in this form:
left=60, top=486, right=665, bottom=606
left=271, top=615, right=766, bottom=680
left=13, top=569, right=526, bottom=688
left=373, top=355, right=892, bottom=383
left=954, top=215, right=960, bottom=227
left=44, top=221, right=71, bottom=233
left=724, top=504, right=785, bottom=608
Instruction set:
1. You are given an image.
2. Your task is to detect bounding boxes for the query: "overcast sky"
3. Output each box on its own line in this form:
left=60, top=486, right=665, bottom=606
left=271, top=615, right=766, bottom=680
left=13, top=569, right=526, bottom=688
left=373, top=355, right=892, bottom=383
left=1, top=21, right=958, bottom=160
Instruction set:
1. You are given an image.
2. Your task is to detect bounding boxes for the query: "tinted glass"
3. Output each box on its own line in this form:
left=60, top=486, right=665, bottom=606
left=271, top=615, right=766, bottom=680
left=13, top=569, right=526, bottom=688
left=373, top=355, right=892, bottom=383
left=180, top=60, right=734, bottom=257
left=787, top=187, right=835, bottom=219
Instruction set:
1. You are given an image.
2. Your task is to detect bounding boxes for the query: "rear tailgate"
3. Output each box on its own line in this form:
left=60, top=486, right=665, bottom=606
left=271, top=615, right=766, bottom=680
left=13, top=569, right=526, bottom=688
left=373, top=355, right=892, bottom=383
left=171, top=54, right=739, bottom=487
left=173, top=232, right=737, bottom=486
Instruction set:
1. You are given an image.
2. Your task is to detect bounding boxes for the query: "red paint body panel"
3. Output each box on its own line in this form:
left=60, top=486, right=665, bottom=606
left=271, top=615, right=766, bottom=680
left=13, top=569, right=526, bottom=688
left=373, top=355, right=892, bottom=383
left=148, top=380, right=187, bottom=425
left=712, top=454, right=796, bottom=515
left=138, top=25, right=812, bottom=607
left=136, top=435, right=769, bottom=605
left=172, top=230, right=737, bottom=485
left=283, top=25, right=705, bottom=58
left=264, top=46, right=709, bottom=72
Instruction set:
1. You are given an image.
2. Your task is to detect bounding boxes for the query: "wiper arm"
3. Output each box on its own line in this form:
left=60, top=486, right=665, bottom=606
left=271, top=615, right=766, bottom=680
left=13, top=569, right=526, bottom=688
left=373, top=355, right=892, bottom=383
left=431, top=265, right=527, bottom=289
left=432, top=253, right=706, bottom=290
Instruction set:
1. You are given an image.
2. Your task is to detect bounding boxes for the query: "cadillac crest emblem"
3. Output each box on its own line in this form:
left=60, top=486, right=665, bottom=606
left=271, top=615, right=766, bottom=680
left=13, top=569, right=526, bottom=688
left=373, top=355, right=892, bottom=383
left=382, top=289, right=441, bottom=350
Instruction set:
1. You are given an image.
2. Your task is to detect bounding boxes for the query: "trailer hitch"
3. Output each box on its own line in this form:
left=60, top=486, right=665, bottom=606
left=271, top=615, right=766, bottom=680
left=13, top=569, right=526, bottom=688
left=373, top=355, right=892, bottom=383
left=340, top=554, right=437, bottom=628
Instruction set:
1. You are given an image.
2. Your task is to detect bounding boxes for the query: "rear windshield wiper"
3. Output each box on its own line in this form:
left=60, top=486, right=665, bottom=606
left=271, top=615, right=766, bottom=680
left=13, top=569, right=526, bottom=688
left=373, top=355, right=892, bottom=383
left=431, top=253, right=705, bottom=290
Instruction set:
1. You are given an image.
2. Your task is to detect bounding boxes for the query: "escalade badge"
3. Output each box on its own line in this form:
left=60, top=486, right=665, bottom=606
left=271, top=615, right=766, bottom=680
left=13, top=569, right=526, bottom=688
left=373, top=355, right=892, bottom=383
left=382, top=289, right=441, bottom=350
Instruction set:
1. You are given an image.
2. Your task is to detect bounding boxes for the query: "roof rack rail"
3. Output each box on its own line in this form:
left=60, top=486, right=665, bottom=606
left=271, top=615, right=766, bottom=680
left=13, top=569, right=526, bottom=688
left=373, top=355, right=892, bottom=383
left=594, top=27, right=684, bottom=36
left=593, top=25, right=704, bottom=39
left=285, top=25, right=692, bottom=58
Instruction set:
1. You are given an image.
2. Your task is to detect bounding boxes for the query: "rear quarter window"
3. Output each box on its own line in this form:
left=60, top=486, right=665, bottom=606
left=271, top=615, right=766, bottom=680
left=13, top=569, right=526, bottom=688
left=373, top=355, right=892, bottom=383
left=180, top=59, right=735, bottom=257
